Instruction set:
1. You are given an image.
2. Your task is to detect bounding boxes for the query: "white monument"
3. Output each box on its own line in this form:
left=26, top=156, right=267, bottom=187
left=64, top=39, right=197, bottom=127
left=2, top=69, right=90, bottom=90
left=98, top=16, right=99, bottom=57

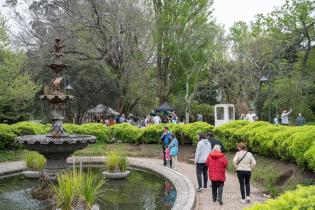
left=214, top=104, right=235, bottom=126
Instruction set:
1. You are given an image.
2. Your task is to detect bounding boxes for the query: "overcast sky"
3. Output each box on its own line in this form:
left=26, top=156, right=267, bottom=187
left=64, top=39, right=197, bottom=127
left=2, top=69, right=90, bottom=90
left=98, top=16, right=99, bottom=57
left=1, top=0, right=286, bottom=32
left=213, top=0, right=286, bottom=29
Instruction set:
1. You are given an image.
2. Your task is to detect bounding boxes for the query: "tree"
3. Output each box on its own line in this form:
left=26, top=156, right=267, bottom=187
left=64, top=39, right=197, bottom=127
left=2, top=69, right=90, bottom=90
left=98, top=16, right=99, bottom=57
left=0, top=14, right=40, bottom=123
left=5, top=0, right=155, bottom=114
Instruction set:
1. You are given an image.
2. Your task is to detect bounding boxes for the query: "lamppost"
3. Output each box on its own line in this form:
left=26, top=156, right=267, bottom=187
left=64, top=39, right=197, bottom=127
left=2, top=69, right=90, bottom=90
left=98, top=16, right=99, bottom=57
left=260, top=67, right=272, bottom=122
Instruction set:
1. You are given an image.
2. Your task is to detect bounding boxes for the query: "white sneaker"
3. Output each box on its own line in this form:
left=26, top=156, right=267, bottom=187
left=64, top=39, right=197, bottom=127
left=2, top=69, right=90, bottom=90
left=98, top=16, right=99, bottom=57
left=246, top=196, right=251, bottom=203
left=240, top=199, right=246, bottom=204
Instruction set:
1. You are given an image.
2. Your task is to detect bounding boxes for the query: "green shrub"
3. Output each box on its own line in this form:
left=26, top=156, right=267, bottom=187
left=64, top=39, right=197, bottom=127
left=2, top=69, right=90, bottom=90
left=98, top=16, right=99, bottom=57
left=181, top=122, right=214, bottom=145
left=11, top=121, right=49, bottom=135
left=213, top=120, right=250, bottom=150
left=304, top=143, right=315, bottom=170
left=109, top=123, right=142, bottom=143
left=139, top=124, right=164, bottom=144
left=64, top=123, right=110, bottom=143
left=213, top=121, right=315, bottom=171
left=0, top=124, right=17, bottom=150
left=105, top=150, right=128, bottom=172
left=246, top=185, right=315, bottom=210
left=25, top=151, right=46, bottom=171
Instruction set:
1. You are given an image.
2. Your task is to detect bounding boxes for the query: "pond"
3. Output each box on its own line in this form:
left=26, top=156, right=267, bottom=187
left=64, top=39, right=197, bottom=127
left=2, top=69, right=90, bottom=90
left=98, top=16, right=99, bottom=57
left=0, top=168, right=176, bottom=210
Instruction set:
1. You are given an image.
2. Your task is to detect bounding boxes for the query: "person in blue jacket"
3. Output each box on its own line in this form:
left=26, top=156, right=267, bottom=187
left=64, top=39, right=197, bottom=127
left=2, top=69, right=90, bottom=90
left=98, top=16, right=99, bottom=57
left=161, top=127, right=172, bottom=166
left=168, top=133, right=179, bottom=169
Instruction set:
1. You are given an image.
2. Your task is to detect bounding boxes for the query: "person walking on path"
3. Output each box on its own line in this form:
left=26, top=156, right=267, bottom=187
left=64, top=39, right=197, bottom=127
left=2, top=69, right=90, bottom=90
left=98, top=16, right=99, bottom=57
left=168, top=133, right=179, bottom=169
left=233, top=142, right=256, bottom=204
left=296, top=112, right=306, bottom=126
left=195, top=133, right=212, bottom=192
left=161, top=127, right=172, bottom=166
left=207, top=132, right=225, bottom=153
left=281, top=109, right=292, bottom=125
left=245, top=109, right=258, bottom=122
left=206, top=145, right=228, bottom=205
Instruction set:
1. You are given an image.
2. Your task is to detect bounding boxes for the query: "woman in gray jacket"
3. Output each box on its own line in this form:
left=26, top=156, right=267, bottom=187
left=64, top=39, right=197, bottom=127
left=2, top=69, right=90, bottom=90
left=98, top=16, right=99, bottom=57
left=233, top=142, right=256, bottom=204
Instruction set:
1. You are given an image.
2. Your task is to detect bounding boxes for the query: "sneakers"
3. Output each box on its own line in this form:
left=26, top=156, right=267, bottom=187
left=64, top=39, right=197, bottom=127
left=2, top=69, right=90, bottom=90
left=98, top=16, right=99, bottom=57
left=218, top=200, right=223, bottom=205
left=246, top=196, right=251, bottom=203
left=197, top=187, right=204, bottom=192
left=240, top=199, right=246, bottom=204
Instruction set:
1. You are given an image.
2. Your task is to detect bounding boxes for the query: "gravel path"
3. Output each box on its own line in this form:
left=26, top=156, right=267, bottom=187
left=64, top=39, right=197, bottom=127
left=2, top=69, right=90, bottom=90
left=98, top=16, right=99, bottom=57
left=172, top=160, right=265, bottom=210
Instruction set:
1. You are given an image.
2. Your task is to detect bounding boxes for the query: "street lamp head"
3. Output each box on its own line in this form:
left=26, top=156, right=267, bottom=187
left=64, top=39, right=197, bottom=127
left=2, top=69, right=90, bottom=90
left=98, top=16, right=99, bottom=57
left=260, top=75, right=268, bottom=82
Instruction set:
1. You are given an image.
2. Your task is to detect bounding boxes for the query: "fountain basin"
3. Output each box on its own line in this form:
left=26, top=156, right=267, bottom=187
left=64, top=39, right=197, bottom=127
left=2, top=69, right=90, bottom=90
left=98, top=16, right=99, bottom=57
left=16, top=135, right=96, bottom=180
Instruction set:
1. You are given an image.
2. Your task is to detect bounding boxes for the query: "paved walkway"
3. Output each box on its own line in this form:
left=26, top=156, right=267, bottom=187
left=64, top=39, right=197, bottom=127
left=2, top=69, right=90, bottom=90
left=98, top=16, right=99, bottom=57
left=0, top=158, right=265, bottom=210
left=172, top=160, right=264, bottom=210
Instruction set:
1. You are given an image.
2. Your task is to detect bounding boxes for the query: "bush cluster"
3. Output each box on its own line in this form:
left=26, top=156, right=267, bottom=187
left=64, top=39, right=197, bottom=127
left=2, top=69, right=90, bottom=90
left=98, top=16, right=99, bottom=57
left=213, top=120, right=315, bottom=171
left=0, top=121, right=214, bottom=150
left=246, top=185, right=315, bottom=210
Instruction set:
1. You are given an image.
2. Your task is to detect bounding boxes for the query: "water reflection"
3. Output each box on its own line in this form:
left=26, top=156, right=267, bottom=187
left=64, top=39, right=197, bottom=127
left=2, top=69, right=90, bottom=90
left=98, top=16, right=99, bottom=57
left=163, top=181, right=176, bottom=209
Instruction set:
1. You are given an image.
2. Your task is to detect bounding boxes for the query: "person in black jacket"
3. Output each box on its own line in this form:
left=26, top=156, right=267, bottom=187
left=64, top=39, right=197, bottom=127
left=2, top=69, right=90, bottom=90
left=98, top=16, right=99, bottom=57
left=207, top=132, right=225, bottom=153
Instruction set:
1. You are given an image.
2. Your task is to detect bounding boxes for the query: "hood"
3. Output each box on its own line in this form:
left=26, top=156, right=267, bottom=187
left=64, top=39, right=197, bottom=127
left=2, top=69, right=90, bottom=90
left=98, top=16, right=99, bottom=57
left=210, top=150, right=224, bottom=159
left=201, top=139, right=209, bottom=144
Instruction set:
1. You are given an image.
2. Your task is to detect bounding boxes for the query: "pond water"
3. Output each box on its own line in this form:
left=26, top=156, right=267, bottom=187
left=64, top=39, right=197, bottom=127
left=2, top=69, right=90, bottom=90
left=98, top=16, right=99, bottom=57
left=0, top=168, right=176, bottom=210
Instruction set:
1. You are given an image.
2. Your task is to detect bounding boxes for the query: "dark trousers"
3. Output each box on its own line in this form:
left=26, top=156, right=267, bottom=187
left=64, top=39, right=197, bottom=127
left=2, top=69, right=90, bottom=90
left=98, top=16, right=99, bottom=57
left=211, top=181, right=224, bottom=202
left=237, top=170, right=251, bottom=199
left=196, top=163, right=208, bottom=188
left=163, top=146, right=172, bottom=167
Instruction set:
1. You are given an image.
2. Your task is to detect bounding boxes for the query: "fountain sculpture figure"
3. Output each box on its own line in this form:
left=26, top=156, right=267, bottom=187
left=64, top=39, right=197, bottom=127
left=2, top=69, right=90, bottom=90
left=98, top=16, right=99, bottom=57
left=16, top=38, right=96, bottom=180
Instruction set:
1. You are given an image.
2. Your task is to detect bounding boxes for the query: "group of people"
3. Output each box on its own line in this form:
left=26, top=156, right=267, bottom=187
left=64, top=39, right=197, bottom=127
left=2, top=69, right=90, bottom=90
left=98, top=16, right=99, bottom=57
left=274, top=109, right=306, bottom=126
left=239, top=108, right=306, bottom=126
left=194, top=133, right=256, bottom=205
left=144, top=112, right=179, bottom=127
left=239, top=109, right=258, bottom=122
left=160, top=127, right=256, bottom=206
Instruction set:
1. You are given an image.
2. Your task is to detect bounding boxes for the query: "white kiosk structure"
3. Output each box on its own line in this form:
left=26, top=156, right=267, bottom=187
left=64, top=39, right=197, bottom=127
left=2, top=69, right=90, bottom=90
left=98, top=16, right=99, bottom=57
left=214, top=104, right=235, bottom=126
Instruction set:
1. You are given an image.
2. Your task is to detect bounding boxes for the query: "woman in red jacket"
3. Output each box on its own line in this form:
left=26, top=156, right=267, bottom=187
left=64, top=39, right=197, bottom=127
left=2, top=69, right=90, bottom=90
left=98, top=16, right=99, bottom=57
left=206, top=144, right=228, bottom=205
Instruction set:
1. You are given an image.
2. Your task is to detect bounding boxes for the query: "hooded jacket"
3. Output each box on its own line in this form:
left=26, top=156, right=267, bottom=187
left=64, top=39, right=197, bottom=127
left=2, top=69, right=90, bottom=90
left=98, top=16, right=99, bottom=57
left=195, top=139, right=212, bottom=163
left=206, top=151, right=228, bottom=182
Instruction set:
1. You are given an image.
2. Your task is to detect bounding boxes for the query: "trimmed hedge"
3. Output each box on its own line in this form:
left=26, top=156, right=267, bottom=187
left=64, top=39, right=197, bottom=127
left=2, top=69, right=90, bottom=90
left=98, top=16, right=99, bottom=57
left=213, top=120, right=315, bottom=171
left=246, top=185, right=315, bottom=210
left=0, top=121, right=214, bottom=150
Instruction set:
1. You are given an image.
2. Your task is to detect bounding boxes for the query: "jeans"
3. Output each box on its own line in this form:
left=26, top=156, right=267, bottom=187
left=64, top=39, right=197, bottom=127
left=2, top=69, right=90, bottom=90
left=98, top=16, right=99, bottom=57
left=196, top=163, right=208, bottom=188
left=211, top=181, right=224, bottom=202
left=237, top=170, right=251, bottom=199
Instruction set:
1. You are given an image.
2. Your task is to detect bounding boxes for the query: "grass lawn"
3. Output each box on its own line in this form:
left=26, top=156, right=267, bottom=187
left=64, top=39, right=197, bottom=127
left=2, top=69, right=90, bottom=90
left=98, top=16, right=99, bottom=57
left=74, top=143, right=163, bottom=158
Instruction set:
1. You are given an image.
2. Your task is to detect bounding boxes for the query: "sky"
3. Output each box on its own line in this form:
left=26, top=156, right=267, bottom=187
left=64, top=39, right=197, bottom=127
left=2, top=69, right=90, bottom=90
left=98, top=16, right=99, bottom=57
left=1, top=0, right=287, bottom=33
left=213, top=0, right=286, bottom=29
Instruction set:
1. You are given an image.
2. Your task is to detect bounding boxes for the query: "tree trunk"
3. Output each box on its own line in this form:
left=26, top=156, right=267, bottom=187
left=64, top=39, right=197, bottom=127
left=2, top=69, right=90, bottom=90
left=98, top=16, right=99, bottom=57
left=300, top=36, right=311, bottom=91
left=185, top=104, right=190, bottom=124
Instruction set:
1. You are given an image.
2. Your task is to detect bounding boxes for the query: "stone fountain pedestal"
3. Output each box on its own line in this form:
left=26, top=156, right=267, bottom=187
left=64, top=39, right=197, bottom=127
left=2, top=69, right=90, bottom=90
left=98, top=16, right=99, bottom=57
left=15, top=38, right=96, bottom=180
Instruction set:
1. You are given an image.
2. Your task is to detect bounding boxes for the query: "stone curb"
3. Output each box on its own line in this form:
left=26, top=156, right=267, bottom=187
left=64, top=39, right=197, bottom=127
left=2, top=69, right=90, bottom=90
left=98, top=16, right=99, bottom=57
left=0, top=161, right=26, bottom=176
left=0, top=157, right=196, bottom=210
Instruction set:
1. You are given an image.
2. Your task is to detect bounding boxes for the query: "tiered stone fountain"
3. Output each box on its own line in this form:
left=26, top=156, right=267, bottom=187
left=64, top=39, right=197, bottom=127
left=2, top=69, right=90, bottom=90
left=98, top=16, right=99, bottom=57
left=16, top=38, right=96, bottom=180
